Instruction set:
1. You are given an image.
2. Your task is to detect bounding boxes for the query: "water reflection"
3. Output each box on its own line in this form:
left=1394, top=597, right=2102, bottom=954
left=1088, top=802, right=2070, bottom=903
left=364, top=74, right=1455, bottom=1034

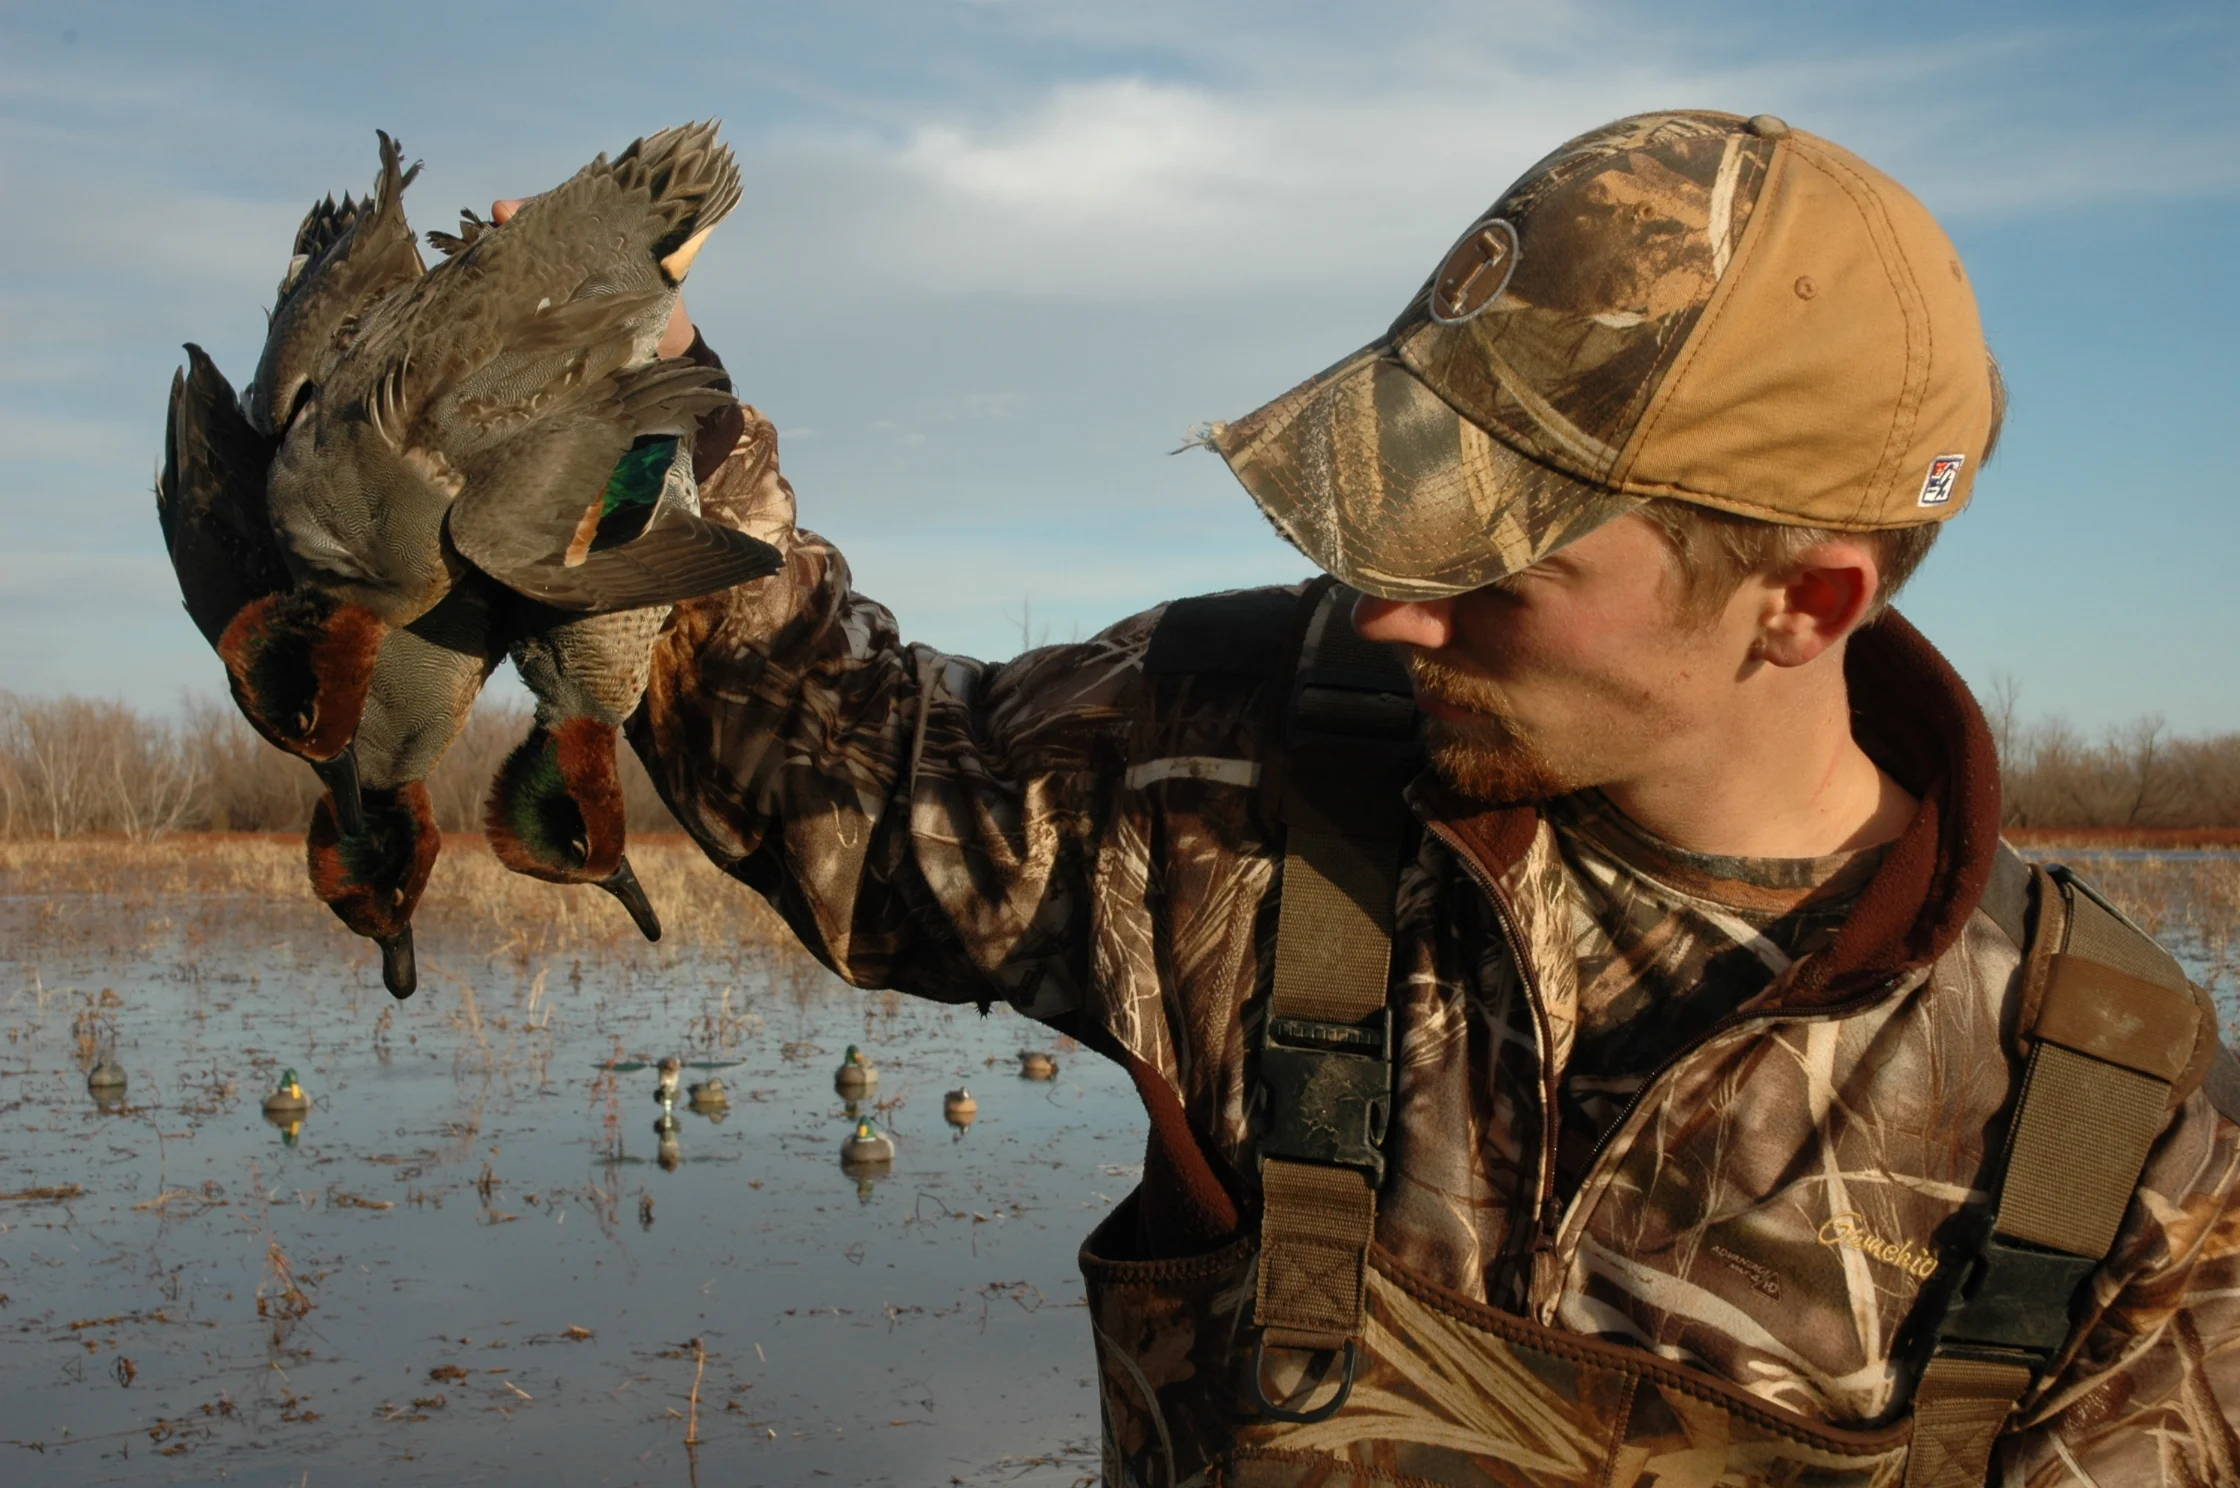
left=656, top=1113, right=682, bottom=1171
left=262, top=1108, right=306, bottom=1147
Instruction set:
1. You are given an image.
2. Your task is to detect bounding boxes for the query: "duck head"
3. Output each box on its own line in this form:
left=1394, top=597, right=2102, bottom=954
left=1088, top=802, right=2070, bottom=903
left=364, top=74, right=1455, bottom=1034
left=307, top=779, right=439, bottom=999
left=485, top=718, right=661, bottom=941
left=220, top=590, right=385, bottom=833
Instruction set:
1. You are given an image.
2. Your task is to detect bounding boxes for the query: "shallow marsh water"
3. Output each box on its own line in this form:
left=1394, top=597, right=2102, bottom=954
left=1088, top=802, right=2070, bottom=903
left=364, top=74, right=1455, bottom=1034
left=0, top=840, right=1139, bottom=1486
left=1, top=838, right=2234, bottom=1486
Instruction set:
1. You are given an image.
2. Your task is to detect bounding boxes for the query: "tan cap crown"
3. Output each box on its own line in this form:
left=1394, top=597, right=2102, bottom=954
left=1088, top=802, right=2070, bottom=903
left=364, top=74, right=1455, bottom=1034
left=1214, top=110, right=1996, bottom=600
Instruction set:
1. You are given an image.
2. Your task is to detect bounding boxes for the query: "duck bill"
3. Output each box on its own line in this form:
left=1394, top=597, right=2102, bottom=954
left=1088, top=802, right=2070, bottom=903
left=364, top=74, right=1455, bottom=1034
left=378, top=925, right=417, bottom=1000
left=313, top=747, right=366, bottom=837
left=596, top=855, right=663, bottom=942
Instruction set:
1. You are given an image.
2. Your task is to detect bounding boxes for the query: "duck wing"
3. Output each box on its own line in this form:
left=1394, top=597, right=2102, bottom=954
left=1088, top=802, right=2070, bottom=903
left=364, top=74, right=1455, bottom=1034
left=157, top=344, right=286, bottom=647
left=448, top=358, right=779, bottom=611
left=247, top=130, right=425, bottom=436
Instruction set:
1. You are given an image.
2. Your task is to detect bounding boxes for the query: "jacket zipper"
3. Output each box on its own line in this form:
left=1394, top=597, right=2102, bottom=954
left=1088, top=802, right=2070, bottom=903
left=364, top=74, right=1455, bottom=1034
left=1426, top=816, right=1920, bottom=1316
left=1423, top=820, right=1562, bottom=1311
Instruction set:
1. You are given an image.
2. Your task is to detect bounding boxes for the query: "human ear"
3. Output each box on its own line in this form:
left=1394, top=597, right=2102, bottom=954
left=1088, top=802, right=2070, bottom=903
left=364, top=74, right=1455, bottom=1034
left=1752, top=540, right=1879, bottom=667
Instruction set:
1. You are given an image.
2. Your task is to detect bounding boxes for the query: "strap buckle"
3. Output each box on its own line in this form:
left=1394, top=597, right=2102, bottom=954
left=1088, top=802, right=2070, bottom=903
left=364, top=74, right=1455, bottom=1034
left=1939, top=1234, right=2098, bottom=1368
left=1258, top=1011, right=1393, bottom=1189
left=1249, top=1335, right=1359, bottom=1423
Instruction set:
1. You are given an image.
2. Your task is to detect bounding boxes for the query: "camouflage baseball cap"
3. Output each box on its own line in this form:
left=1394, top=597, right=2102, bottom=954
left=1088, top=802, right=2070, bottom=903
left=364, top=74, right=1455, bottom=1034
left=1212, top=111, right=1997, bottom=600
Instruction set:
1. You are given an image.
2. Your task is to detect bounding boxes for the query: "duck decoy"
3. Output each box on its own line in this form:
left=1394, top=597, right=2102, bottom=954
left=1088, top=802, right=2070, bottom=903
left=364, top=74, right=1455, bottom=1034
left=840, top=1116, right=894, bottom=1169
left=943, top=1088, right=977, bottom=1131
left=264, top=121, right=779, bottom=637
left=834, top=1045, right=878, bottom=1098
left=1019, top=1050, right=1057, bottom=1080
left=86, top=1057, right=127, bottom=1097
left=687, top=1077, right=729, bottom=1111
left=653, top=1056, right=682, bottom=1106
left=263, top=1069, right=311, bottom=1115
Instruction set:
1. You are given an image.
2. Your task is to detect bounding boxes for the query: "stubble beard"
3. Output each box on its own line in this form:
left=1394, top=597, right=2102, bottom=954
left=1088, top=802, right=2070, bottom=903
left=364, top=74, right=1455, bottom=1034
left=1406, top=650, right=1586, bottom=805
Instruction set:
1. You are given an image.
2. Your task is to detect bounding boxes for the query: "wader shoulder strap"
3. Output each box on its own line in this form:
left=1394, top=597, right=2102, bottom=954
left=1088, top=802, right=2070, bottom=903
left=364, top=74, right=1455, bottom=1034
left=1249, top=583, right=1416, bottom=1421
left=1906, top=855, right=2217, bottom=1488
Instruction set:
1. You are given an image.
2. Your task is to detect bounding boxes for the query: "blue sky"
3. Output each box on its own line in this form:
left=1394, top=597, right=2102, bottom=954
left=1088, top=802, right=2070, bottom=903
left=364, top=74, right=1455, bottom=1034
left=3, top=0, right=2234, bottom=730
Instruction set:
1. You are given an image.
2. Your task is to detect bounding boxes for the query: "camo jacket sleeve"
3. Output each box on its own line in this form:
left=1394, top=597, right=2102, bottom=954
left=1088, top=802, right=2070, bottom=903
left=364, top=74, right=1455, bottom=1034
left=1998, top=1086, right=2240, bottom=1484
left=627, top=402, right=1146, bottom=1019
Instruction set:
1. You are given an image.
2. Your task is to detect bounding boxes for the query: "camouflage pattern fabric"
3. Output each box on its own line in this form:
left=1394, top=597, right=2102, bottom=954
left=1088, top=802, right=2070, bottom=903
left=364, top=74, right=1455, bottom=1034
left=1538, top=791, right=1886, bottom=1211
left=1083, top=1212, right=1912, bottom=1486
left=631, top=407, right=2240, bottom=1485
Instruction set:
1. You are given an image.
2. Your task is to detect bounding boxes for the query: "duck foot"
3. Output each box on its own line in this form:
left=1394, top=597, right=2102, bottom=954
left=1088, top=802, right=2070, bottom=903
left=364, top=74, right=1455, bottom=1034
left=596, top=856, right=662, bottom=942
left=379, top=925, right=417, bottom=999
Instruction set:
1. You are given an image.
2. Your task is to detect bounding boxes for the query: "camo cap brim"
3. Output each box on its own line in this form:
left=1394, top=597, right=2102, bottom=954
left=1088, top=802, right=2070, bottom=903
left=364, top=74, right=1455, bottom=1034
left=1210, top=345, right=1643, bottom=601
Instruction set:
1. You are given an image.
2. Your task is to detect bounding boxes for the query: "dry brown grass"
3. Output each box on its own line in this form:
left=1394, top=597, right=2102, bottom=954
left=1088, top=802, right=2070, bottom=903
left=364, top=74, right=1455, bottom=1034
left=0, top=831, right=805, bottom=974
left=2039, top=850, right=2240, bottom=997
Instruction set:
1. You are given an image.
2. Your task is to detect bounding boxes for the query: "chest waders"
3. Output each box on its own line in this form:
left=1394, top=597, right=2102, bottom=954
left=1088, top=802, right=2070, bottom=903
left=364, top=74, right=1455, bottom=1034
left=1081, top=580, right=2228, bottom=1488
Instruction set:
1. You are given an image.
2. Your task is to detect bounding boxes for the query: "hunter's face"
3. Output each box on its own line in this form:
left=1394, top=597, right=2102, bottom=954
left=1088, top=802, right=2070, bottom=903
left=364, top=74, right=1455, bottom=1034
left=1352, top=514, right=1752, bottom=804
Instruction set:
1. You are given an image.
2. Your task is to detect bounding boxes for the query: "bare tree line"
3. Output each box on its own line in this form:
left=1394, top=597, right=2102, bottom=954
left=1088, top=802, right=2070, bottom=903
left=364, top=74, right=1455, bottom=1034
left=0, top=693, right=680, bottom=841
left=1985, top=679, right=2240, bottom=829
left=3, top=686, right=2235, bottom=840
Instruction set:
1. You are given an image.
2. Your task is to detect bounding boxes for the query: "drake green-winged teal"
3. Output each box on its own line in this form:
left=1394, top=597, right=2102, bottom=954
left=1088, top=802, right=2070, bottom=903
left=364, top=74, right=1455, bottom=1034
left=304, top=572, right=508, bottom=998
left=481, top=588, right=675, bottom=938
left=653, top=1056, right=682, bottom=1105
left=159, top=344, right=374, bottom=831
left=264, top=121, right=779, bottom=632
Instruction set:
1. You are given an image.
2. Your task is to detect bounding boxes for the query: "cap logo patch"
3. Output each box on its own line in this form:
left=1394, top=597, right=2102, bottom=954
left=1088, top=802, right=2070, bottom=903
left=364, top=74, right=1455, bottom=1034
left=1917, top=454, right=1965, bottom=507
left=1429, top=218, right=1520, bottom=325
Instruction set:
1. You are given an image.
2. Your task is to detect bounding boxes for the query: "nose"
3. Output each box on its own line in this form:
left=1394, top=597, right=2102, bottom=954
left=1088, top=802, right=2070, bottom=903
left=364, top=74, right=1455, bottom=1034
left=1351, top=593, right=1454, bottom=650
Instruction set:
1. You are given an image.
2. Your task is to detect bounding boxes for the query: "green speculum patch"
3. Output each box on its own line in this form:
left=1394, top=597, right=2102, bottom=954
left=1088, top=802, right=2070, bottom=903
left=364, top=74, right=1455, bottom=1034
left=589, top=435, right=676, bottom=554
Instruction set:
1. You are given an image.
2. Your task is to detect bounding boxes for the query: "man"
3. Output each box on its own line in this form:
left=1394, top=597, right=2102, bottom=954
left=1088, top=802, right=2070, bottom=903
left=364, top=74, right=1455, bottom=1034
left=615, top=111, right=2240, bottom=1484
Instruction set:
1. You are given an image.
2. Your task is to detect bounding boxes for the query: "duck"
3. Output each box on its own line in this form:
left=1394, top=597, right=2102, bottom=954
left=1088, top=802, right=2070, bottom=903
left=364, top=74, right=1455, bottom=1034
left=1019, top=1050, right=1057, bottom=1080
left=158, top=343, right=373, bottom=833
left=652, top=1056, right=682, bottom=1106
left=687, top=1077, right=729, bottom=1111
left=86, top=1057, right=127, bottom=1096
left=263, top=1069, right=311, bottom=1114
left=263, top=121, right=778, bottom=636
left=304, top=572, right=509, bottom=998
left=840, top=1116, right=894, bottom=1168
left=834, top=1045, right=878, bottom=1098
left=943, top=1088, right=977, bottom=1129
left=179, top=132, right=431, bottom=831
left=481, top=598, right=672, bottom=941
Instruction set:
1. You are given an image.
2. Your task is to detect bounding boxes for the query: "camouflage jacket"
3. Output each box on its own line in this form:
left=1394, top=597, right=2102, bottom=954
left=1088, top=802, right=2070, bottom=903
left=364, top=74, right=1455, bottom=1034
left=632, top=406, right=2240, bottom=1484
